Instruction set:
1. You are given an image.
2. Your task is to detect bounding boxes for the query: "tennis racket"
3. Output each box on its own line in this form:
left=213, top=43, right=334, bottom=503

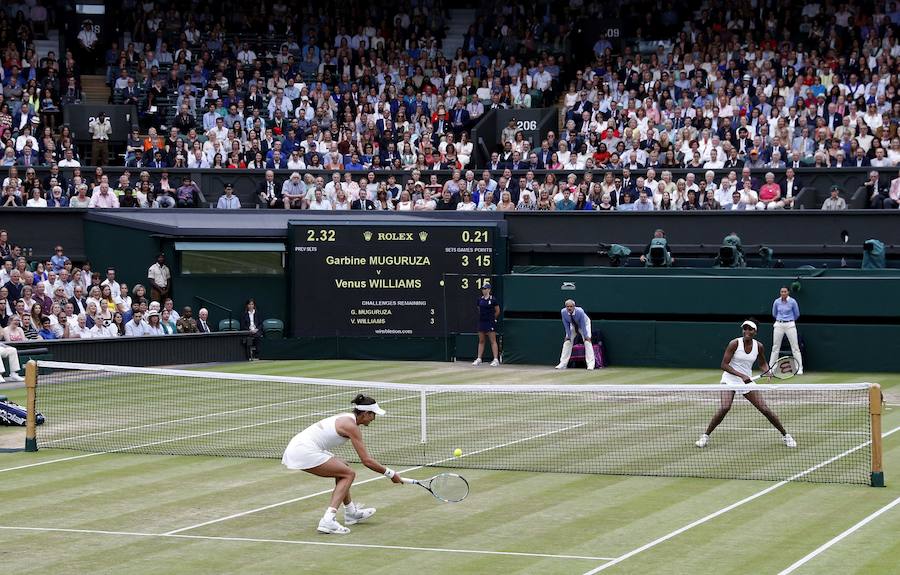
left=751, top=356, right=800, bottom=382
left=401, top=473, right=469, bottom=503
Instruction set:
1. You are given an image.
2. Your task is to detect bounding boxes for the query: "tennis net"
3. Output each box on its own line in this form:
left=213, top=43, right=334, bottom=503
left=27, top=361, right=882, bottom=485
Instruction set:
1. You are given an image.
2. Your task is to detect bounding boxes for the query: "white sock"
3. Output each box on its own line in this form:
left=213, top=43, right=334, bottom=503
left=344, top=501, right=357, bottom=514
left=324, top=507, right=337, bottom=521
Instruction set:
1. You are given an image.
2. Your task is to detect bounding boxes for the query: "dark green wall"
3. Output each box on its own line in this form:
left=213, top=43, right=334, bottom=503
left=503, top=273, right=900, bottom=318
left=84, top=220, right=287, bottom=329
left=260, top=337, right=453, bottom=361
left=83, top=221, right=169, bottom=295
left=81, top=219, right=899, bottom=371
left=501, top=271, right=900, bottom=371
left=501, top=319, right=900, bottom=372
left=173, top=274, right=287, bottom=332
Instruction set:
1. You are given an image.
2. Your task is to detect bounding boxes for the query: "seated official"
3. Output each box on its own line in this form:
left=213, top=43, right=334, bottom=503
left=0, top=340, right=24, bottom=381
left=821, top=186, right=848, bottom=210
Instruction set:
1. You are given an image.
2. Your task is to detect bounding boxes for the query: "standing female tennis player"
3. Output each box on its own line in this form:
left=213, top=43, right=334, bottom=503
left=695, top=320, right=796, bottom=448
left=472, top=282, right=501, bottom=367
left=282, top=394, right=403, bottom=534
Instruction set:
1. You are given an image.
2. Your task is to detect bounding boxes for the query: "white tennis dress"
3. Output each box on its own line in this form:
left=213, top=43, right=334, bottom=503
left=282, top=413, right=355, bottom=470
left=721, top=338, right=758, bottom=394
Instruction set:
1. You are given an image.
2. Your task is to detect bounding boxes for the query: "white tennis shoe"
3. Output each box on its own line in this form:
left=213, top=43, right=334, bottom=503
left=783, top=434, right=797, bottom=448
left=472, top=358, right=482, bottom=366
left=317, top=516, right=350, bottom=534
left=4, top=373, right=24, bottom=382
left=555, top=362, right=567, bottom=370
left=490, top=359, right=500, bottom=367
left=344, top=505, right=376, bottom=526
left=695, top=434, right=709, bottom=448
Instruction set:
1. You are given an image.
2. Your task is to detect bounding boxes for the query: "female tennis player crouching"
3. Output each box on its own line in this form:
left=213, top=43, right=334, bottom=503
left=282, top=394, right=403, bottom=534
left=695, top=320, right=796, bottom=449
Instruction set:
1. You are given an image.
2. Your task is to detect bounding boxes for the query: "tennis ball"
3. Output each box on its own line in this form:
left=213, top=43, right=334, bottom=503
left=439, top=280, right=445, bottom=286
left=453, top=448, right=462, bottom=457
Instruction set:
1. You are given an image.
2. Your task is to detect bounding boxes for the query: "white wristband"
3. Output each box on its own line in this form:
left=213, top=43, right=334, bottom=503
left=383, top=468, right=396, bottom=478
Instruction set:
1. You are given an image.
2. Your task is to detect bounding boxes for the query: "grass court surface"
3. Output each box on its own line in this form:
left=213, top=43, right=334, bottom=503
left=1, top=360, right=898, bottom=574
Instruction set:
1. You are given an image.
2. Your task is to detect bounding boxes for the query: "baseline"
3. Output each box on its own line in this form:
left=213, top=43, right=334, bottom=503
left=0, top=525, right=614, bottom=562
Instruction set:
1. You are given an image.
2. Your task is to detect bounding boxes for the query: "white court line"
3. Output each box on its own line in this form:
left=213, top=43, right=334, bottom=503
left=581, top=424, right=900, bottom=575
left=0, top=452, right=103, bottom=473
left=777, top=494, right=900, bottom=574
left=0, top=525, right=613, bottom=561
left=163, top=421, right=587, bottom=535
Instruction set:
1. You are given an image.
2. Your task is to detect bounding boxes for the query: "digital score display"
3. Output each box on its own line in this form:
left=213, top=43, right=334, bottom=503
left=289, top=222, right=502, bottom=337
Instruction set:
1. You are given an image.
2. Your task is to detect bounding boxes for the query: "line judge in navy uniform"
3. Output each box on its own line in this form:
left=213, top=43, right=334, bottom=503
left=472, top=282, right=501, bottom=367
left=556, top=299, right=595, bottom=370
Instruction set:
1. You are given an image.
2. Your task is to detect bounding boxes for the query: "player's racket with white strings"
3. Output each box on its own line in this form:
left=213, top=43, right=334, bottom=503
left=751, top=356, right=800, bottom=382
left=401, top=473, right=469, bottom=503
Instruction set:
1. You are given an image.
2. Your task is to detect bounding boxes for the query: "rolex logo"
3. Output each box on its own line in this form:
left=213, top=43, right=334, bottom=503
left=363, top=231, right=373, bottom=241
left=419, top=231, right=428, bottom=242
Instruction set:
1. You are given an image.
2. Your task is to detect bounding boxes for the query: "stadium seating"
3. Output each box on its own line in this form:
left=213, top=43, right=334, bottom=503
left=4, top=0, right=895, bottom=213
left=262, top=319, right=284, bottom=339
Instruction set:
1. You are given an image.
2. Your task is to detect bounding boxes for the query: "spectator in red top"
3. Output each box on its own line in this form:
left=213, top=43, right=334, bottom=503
left=756, top=173, right=784, bottom=211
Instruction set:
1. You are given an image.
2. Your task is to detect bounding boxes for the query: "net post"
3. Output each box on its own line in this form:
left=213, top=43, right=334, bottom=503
left=420, top=389, right=427, bottom=444
left=869, top=384, right=884, bottom=487
left=24, top=360, right=38, bottom=452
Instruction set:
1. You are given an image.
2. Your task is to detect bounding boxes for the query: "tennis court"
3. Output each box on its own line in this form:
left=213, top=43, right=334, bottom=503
left=1, top=360, right=898, bottom=574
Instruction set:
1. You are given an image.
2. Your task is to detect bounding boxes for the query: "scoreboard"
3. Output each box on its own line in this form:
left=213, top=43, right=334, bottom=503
left=288, top=221, right=503, bottom=337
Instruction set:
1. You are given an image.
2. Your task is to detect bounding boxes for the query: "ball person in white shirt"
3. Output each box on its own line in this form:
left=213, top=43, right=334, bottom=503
left=695, top=320, right=796, bottom=448
left=282, top=394, right=403, bottom=534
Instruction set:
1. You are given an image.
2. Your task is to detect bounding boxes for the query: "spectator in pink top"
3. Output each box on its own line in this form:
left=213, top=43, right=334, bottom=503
left=756, top=173, right=784, bottom=211
left=88, top=183, right=120, bottom=208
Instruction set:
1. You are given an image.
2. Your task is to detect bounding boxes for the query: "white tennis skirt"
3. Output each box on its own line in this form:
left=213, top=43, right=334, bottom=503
left=282, top=442, right=334, bottom=470
left=721, top=373, right=754, bottom=395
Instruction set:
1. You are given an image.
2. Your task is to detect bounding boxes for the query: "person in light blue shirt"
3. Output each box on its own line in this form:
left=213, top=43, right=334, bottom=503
left=50, top=245, right=70, bottom=272
left=216, top=183, right=241, bottom=209
left=556, top=299, right=595, bottom=370
left=770, top=287, right=803, bottom=374
left=125, top=310, right=149, bottom=337
left=617, top=192, right=636, bottom=211
left=634, top=189, right=655, bottom=211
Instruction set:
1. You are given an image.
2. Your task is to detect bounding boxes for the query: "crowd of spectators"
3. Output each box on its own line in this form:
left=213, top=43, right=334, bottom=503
left=0, top=230, right=219, bottom=341
left=2, top=0, right=900, bottom=209
left=7, top=160, right=900, bottom=211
